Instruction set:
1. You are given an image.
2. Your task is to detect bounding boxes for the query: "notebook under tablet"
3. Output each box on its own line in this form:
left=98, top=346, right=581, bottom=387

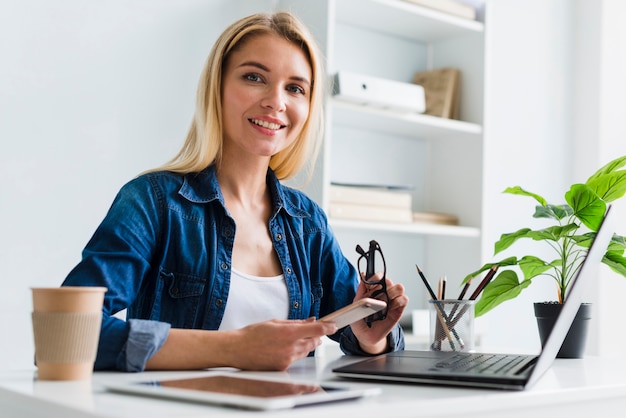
left=333, top=206, right=614, bottom=391
left=106, top=372, right=381, bottom=411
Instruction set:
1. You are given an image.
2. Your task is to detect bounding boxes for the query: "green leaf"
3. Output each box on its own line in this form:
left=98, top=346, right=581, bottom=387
left=518, top=256, right=553, bottom=280
left=503, top=186, right=547, bottom=206
left=540, top=223, right=579, bottom=240
left=565, top=184, right=606, bottom=231
left=494, top=229, right=531, bottom=254
left=587, top=172, right=626, bottom=203
left=474, top=270, right=532, bottom=317
left=526, top=227, right=560, bottom=241
left=586, top=155, right=626, bottom=182
left=534, top=204, right=571, bottom=221
left=461, top=257, right=517, bottom=284
left=608, top=234, right=626, bottom=252
left=603, top=252, right=626, bottom=278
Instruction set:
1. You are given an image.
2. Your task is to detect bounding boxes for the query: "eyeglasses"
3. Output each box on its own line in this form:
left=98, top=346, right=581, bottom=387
left=355, top=240, right=389, bottom=327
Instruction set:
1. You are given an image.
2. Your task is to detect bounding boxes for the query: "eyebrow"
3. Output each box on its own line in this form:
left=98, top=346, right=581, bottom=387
left=239, top=61, right=311, bottom=87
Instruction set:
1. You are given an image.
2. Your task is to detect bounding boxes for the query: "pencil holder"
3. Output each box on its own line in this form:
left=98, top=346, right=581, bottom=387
left=428, top=300, right=475, bottom=352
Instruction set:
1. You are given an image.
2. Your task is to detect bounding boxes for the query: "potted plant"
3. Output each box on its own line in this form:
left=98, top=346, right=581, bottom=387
left=465, top=155, right=626, bottom=357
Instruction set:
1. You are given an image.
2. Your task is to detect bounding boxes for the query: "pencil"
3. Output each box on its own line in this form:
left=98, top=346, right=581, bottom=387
left=449, top=276, right=473, bottom=322
left=468, top=265, right=499, bottom=300
left=415, top=265, right=438, bottom=300
left=416, top=266, right=462, bottom=349
left=441, top=276, right=447, bottom=300
left=437, top=277, right=443, bottom=300
left=457, top=277, right=473, bottom=300
left=449, top=265, right=500, bottom=329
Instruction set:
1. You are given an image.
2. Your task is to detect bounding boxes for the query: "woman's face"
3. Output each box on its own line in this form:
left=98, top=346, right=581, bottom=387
left=221, top=32, right=312, bottom=161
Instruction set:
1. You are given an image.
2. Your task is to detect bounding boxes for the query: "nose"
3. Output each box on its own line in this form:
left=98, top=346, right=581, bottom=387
left=260, top=86, right=287, bottom=112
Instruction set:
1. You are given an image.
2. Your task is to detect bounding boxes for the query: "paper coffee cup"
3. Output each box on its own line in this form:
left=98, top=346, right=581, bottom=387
left=31, top=286, right=106, bottom=381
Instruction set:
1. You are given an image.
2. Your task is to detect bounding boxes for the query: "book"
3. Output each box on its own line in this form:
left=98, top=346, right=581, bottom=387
left=329, top=202, right=413, bottom=223
left=401, top=0, right=476, bottom=20
left=412, top=211, right=459, bottom=226
left=329, top=184, right=412, bottom=209
left=412, top=68, right=461, bottom=119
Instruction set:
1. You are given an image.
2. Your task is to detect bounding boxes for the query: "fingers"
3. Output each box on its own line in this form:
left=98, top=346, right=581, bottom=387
left=276, top=318, right=337, bottom=336
left=232, top=320, right=333, bottom=371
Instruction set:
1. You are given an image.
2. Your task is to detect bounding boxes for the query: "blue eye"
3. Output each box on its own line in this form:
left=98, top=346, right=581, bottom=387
left=244, top=73, right=263, bottom=83
left=287, top=84, right=306, bottom=95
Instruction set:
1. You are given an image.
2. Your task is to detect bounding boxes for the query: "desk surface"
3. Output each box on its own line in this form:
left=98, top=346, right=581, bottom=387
left=2, top=353, right=626, bottom=418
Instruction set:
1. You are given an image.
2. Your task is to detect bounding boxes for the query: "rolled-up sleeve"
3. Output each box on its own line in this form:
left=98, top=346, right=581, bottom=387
left=119, top=319, right=171, bottom=372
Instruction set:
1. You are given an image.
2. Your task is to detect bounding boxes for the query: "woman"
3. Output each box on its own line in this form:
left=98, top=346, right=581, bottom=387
left=62, top=11, right=408, bottom=372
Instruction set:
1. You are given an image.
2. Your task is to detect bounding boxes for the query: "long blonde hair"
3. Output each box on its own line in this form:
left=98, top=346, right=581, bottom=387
left=150, top=12, right=325, bottom=180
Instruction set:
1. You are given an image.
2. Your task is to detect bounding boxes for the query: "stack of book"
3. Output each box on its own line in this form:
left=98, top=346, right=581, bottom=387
left=412, top=211, right=459, bottom=226
left=328, top=183, right=413, bottom=223
left=401, top=0, right=477, bottom=20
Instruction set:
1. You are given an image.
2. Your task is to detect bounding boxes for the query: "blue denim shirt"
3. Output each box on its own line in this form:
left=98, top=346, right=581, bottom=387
left=62, top=165, right=404, bottom=371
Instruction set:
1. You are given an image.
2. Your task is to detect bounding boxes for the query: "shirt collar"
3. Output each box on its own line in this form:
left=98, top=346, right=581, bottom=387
left=178, top=165, right=308, bottom=218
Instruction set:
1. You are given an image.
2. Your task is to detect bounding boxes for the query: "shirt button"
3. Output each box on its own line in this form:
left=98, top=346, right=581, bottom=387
left=224, top=229, right=233, bottom=237
left=275, top=233, right=283, bottom=241
left=293, top=302, right=299, bottom=309
left=171, top=287, right=179, bottom=295
left=215, top=299, right=223, bottom=307
left=220, top=263, right=228, bottom=271
left=286, top=268, right=292, bottom=274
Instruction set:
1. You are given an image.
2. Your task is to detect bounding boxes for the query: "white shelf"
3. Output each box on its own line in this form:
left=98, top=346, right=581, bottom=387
left=335, top=0, right=484, bottom=42
left=331, top=99, right=482, bottom=141
left=329, top=218, right=480, bottom=238
left=284, top=0, right=486, bottom=315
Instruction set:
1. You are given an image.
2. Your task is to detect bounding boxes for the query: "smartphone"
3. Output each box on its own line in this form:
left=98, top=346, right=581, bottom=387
left=320, top=298, right=387, bottom=329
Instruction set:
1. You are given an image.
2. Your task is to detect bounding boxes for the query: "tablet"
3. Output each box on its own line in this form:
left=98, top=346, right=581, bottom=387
left=106, top=372, right=381, bottom=410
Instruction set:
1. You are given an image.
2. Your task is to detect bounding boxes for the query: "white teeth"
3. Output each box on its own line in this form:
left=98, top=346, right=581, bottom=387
left=251, top=119, right=282, bottom=130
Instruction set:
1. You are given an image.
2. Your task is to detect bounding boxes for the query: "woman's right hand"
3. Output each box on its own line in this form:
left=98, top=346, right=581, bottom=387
left=145, top=318, right=336, bottom=371
left=225, top=318, right=337, bottom=371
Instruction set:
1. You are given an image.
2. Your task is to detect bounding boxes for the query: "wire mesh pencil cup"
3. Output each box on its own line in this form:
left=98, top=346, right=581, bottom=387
left=428, top=299, right=476, bottom=352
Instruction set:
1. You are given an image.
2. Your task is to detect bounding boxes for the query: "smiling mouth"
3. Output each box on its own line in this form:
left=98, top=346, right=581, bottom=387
left=249, top=118, right=286, bottom=130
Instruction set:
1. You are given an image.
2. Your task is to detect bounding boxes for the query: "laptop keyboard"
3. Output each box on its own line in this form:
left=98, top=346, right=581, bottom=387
left=433, top=353, right=528, bottom=375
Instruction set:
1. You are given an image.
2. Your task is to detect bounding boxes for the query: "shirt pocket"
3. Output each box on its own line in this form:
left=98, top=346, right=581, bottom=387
left=158, top=269, right=206, bottom=328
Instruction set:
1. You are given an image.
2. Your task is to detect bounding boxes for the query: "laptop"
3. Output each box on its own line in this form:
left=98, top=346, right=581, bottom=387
left=333, top=206, right=614, bottom=390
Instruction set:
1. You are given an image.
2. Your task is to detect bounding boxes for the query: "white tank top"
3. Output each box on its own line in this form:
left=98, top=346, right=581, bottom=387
left=218, top=268, right=289, bottom=331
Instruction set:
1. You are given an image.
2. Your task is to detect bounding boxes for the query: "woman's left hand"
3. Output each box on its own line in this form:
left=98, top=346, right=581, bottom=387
left=349, top=272, right=409, bottom=355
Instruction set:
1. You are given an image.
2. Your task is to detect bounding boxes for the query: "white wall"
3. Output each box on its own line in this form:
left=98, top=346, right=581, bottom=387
left=482, top=0, right=626, bottom=354
left=0, top=0, right=272, bottom=371
left=577, top=0, right=626, bottom=358
left=481, top=0, right=575, bottom=353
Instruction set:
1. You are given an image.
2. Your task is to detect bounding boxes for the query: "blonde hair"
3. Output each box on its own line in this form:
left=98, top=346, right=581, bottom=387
left=150, top=12, right=325, bottom=180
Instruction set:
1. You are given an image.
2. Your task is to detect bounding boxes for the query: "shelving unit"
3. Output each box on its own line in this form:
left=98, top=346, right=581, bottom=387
left=281, top=0, right=486, bottom=315
left=332, top=100, right=482, bottom=141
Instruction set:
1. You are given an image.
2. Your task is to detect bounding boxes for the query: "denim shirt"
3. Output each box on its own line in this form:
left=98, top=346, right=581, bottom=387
left=62, top=165, right=404, bottom=371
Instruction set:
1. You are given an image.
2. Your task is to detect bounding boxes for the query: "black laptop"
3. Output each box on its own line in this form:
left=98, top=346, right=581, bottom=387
left=333, top=206, right=614, bottom=390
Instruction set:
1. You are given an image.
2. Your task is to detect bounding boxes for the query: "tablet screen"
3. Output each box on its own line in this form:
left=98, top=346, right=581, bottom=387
left=139, top=375, right=340, bottom=398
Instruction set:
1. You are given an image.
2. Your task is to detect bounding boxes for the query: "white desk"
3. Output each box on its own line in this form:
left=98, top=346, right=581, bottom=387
left=2, top=353, right=626, bottom=418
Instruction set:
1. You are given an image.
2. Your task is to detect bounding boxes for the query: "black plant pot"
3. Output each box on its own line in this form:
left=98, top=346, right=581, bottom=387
left=534, top=302, right=592, bottom=358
